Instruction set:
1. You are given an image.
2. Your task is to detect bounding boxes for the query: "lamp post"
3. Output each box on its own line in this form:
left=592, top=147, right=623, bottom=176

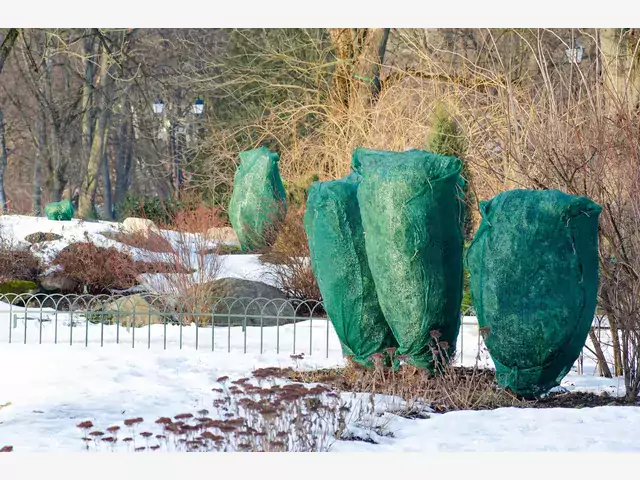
left=152, top=98, right=164, bottom=115
left=152, top=97, right=204, bottom=199
left=565, top=42, right=585, bottom=64
left=192, top=98, right=204, bottom=115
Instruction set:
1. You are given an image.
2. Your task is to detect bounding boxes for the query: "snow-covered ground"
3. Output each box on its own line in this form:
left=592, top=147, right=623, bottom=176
left=0, top=214, right=276, bottom=287
left=0, top=214, right=636, bottom=452
left=0, top=337, right=631, bottom=453
left=0, top=309, right=630, bottom=452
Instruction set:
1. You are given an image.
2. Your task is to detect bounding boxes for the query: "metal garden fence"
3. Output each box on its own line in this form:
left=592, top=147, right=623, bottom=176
left=0, top=293, right=611, bottom=374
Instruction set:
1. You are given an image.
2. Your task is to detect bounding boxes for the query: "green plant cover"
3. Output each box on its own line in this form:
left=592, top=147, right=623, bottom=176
left=43, top=199, right=74, bottom=221
left=304, top=172, right=398, bottom=367
left=229, top=147, right=287, bottom=252
left=466, top=189, right=602, bottom=398
left=353, top=147, right=466, bottom=369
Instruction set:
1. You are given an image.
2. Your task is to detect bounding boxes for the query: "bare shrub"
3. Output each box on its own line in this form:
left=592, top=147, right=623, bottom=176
left=0, top=227, right=41, bottom=283
left=260, top=208, right=321, bottom=302
left=144, top=204, right=227, bottom=323
left=285, top=334, right=527, bottom=413
left=0, top=249, right=40, bottom=283
left=52, top=242, right=141, bottom=294
left=52, top=240, right=185, bottom=294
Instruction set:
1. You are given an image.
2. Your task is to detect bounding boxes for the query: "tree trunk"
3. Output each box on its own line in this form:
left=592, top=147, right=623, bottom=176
left=78, top=107, right=110, bottom=218
left=33, top=111, right=46, bottom=216
left=78, top=43, right=112, bottom=219
left=0, top=30, right=19, bottom=213
left=81, top=34, right=96, bottom=165
left=370, top=28, right=390, bottom=101
left=329, top=29, right=356, bottom=109
left=600, top=28, right=640, bottom=111
left=608, top=316, right=624, bottom=376
left=0, top=28, right=19, bottom=75
left=44, top=57, right=65, bottom=202
left=352, top=28, right=390, bottom=103
left=174, top=124, right=185, bottom=198
left=329, top=28, right=391, bottom=110
left=589, top=328, right=613, bottom=378
left=0, top=108, right=7, bottom=213
left=114, top=110, right=133, bottom=207
left=102, top=145, right=113, bottom=220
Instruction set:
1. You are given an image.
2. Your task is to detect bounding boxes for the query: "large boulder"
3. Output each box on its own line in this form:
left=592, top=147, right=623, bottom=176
left=122, top=217, right=160, bottom=238
left=39, top=274, right=79, bottom=294
left=186, top=278, right=296, bottom=327
left=207, top=227, right=239, bottom=245
left=89, top=294, right=174, bottom=331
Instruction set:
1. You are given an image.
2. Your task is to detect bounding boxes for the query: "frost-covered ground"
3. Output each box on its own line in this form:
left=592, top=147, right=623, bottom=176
left=0, top=214, right=636, bottom=452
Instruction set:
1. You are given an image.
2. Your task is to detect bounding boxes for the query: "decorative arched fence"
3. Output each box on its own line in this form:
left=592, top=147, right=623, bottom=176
left=0, top=293, right=611, bottom=374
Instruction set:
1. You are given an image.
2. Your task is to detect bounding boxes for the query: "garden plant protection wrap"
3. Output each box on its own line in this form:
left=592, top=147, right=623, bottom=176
left=228, top=147, right=287, bottom=252
left=304, top=172, right=397, bottom=366
left=353, top=147, right=466, bottom=369
left=466, top=189, right=602, bottom=398
left=44, top=199, right=74, bottom=221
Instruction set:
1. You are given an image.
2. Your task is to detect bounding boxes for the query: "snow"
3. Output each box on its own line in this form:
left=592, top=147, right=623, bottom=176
left=139, top=254, right=277, bottom=293
left=0, top=304, right=631, bottom=452
left=0, top=335, right=633, bottom=452
left=0, top=303, right=337, bottom=356
left=1, top=214, right=132, bottom=265
left=332, top=404, right=640, bottom=452
left=0, top=214, right=637, bottom=452
left=0, top=214, right=278, bottom=288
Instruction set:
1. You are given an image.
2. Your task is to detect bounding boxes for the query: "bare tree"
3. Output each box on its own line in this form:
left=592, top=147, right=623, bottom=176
left=0, top=29, right=19, bottom=212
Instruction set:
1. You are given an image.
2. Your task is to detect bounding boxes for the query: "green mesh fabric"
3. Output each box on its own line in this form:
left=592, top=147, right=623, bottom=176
left=353, top=147, right=466, bottom=369
left=43, top=199, right=74, bottom=221
left=466, top=189, right=602, bottom=398
left=304, top=172, right=398, bottom=367
left=228, top=147, right=287, bottom=252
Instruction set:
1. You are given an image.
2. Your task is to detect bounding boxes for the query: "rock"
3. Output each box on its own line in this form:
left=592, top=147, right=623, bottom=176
left=89, top=294, right=174, bottom=330
left=39, top=275, right=79, bottom=294
left=207, top=227, right=239, bottom=244
left=25, top=232, right=63, bottom=244
left=0, top=280, right=38, bottom=296
left=186, top=278, right=295, bottom=327
left=122, top=218, right=160, bottom=237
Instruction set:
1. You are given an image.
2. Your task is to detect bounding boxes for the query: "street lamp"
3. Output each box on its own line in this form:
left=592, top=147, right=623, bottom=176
left=565, top=43, right=585, bottom=64
left=151, top=97, right=203, bottom=200
left=152, top=98, right=165, bottom=115
left=192, top=98, right=204, bottom=116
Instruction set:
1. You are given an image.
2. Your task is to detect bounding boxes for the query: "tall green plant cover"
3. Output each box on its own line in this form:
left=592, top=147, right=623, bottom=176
left=228, top=147, right=287, bottom=252
left=304, top=172, right=397, bottom=366
left=353, top=147, right=466, bottom=369
left=466, top=189, right=602, bottom=398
